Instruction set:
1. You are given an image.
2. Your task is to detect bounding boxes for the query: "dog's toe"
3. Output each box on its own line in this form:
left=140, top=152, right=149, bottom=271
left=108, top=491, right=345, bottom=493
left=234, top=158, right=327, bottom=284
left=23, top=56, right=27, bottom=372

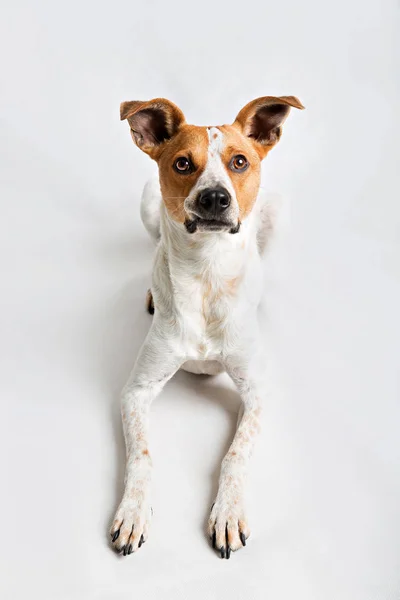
left=110, top=496, right=152, bottom=556
left=208, top=501, right=250, bottom=558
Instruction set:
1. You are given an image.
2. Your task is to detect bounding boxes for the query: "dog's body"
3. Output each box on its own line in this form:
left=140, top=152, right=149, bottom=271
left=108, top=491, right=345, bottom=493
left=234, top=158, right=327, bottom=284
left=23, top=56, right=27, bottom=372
left=110, top=96, right=303, bottom=558
left=142, top=174, right=272, bottom=377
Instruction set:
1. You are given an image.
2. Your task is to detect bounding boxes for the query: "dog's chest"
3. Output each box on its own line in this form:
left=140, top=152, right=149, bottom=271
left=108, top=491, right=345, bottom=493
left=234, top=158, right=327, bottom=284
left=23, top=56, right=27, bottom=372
left=155, top=233, right=262, bottom=359
left=173, top=276, right=240, bottom=358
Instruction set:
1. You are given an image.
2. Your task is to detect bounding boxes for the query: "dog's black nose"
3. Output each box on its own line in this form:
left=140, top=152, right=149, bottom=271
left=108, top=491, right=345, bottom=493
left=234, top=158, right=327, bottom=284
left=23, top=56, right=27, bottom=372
left=197, top=187, right=231, bottom=216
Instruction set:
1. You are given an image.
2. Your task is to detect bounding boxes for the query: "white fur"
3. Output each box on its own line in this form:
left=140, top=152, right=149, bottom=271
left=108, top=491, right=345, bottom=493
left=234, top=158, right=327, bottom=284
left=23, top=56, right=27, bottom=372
left=140, top=177, right=162, bottom=243
left=110, top=132, right=275, bottom=557
left=184, top=127, right=239, bottom=224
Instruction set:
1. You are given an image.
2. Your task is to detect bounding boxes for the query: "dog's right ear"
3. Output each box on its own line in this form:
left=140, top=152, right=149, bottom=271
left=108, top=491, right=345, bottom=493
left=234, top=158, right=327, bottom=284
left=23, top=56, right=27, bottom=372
left=120, top=98, right=186, bottom=158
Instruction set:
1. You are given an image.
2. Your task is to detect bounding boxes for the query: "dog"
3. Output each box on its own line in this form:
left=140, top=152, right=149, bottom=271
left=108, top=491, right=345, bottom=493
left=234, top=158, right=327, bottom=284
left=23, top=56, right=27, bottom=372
left=110, top=95, right=304, bottom=558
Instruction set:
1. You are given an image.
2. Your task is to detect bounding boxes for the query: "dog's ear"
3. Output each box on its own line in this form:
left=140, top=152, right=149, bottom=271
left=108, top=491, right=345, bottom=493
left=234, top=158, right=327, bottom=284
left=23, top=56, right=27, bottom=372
left=120, top=98, right=186, bottom=158
left=233, top=96, right=304, bottom=158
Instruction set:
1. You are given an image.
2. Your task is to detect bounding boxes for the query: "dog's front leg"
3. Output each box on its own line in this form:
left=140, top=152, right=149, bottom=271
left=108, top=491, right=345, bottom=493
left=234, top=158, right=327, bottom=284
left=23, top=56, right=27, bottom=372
left=208, top=357, right=263, bottom=558
left=110, top=330, right=182, bottom=555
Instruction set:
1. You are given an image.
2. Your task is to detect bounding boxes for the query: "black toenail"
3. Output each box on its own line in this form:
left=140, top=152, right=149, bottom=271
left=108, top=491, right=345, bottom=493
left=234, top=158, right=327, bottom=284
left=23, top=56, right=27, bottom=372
left=226, top=546, right=231, bottom=559
left=220, top=547, right=225, bottom=559
left=112, top=530, right=120, bottom=542
left=212, top=531, right=216, bottom=549
left=240, top=532, right=246, bottom=546
left=139, top=534, right=144, bottom=548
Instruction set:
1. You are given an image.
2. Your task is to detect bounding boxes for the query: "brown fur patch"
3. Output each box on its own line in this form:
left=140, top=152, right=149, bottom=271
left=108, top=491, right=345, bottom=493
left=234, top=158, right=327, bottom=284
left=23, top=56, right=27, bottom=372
left=217, top=125, right=262, bottom=219
left=219, top=125, right=261, bottom=221
left=156, top=125, right=209, bottom=223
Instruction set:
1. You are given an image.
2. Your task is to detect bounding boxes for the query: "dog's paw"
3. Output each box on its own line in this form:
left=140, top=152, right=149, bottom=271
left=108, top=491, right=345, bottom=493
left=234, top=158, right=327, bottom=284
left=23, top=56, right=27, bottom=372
left=208, top=496, right=250, bottom=559
left=110, top=490, right=152, bottom=556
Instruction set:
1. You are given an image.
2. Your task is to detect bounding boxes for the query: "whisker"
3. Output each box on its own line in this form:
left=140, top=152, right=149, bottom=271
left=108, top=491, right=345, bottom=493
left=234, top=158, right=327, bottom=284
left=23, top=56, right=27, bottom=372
left=159, top=196, right=191, bottom=221
left=167, top=203, right=187, bottom=219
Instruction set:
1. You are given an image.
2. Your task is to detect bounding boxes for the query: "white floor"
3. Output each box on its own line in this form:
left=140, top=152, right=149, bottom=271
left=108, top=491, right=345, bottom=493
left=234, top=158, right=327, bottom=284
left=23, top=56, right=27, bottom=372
left=1, top=1, right=399, bottom=598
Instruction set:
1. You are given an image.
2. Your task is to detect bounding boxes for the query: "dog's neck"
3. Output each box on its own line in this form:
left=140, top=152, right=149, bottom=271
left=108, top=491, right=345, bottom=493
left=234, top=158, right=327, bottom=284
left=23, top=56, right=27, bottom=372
left=158, top=203, right=257, bottom=283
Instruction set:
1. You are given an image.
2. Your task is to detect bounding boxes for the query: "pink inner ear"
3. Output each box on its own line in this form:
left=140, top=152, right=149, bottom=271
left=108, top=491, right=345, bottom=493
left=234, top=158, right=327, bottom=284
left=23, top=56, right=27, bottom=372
left=129, top=108, right=172, bottom=146
left=249, top=104, right=290, bottom=143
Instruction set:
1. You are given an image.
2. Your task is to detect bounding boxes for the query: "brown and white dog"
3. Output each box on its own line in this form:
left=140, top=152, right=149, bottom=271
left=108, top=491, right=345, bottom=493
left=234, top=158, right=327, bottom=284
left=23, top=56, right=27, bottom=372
left=110, top=96, right=304, bottom=558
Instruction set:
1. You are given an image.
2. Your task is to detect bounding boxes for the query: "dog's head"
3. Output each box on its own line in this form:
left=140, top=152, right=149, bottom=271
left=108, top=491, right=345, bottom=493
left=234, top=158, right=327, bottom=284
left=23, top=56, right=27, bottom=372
left=120, top=96, right=304, bottom=234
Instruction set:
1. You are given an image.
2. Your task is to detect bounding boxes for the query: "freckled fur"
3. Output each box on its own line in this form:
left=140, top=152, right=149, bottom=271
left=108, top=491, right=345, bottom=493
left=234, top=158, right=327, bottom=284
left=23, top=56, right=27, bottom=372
left=111, top=96, right=303, bottom=556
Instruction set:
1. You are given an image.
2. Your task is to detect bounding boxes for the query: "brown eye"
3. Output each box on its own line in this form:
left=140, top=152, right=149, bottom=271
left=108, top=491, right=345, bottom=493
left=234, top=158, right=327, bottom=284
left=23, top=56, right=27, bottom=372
left=230, top=154, right=249, bottom=172
left=174, top=157, right=193, bottom=174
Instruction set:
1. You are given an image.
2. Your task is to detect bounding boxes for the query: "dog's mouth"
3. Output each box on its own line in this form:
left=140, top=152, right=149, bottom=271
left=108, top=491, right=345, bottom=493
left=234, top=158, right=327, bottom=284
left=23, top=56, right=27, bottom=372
left=184, top=217, right=241, bottom=235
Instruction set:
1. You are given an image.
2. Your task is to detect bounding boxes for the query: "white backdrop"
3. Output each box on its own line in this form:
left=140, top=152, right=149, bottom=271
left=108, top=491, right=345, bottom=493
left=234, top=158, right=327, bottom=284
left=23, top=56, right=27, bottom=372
left=1, top=1, right=399, bottom=599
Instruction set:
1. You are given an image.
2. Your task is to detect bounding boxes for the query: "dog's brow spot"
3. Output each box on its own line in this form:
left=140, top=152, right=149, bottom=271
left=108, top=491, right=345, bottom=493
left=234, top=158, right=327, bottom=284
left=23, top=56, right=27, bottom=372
left=207, top=127, right=224, bottom=154
left=142, top=449, right=149, bottom=456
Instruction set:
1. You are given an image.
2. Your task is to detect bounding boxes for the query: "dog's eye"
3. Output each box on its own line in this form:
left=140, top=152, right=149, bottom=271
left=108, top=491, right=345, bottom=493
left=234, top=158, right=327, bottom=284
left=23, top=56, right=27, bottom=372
left=230, top=155, right=249, bottom=172
left=174, top=157, right=192, bottom=174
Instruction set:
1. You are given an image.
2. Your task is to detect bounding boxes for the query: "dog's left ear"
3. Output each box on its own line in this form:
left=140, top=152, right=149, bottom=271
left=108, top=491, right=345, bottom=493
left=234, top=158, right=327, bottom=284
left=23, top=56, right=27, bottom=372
left=233, top=96, right=304, bottom=158
left=120, top=98, right=186, bottom=159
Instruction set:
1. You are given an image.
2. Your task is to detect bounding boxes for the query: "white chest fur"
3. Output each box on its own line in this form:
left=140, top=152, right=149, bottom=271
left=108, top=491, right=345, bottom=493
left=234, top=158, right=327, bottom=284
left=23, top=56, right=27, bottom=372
left=151, top=203, right=263, bottom=367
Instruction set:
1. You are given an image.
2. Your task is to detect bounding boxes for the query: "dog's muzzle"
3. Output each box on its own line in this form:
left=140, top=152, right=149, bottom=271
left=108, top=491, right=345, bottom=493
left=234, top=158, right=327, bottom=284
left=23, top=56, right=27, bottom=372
left=184, top=186, right=240, bottom=234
